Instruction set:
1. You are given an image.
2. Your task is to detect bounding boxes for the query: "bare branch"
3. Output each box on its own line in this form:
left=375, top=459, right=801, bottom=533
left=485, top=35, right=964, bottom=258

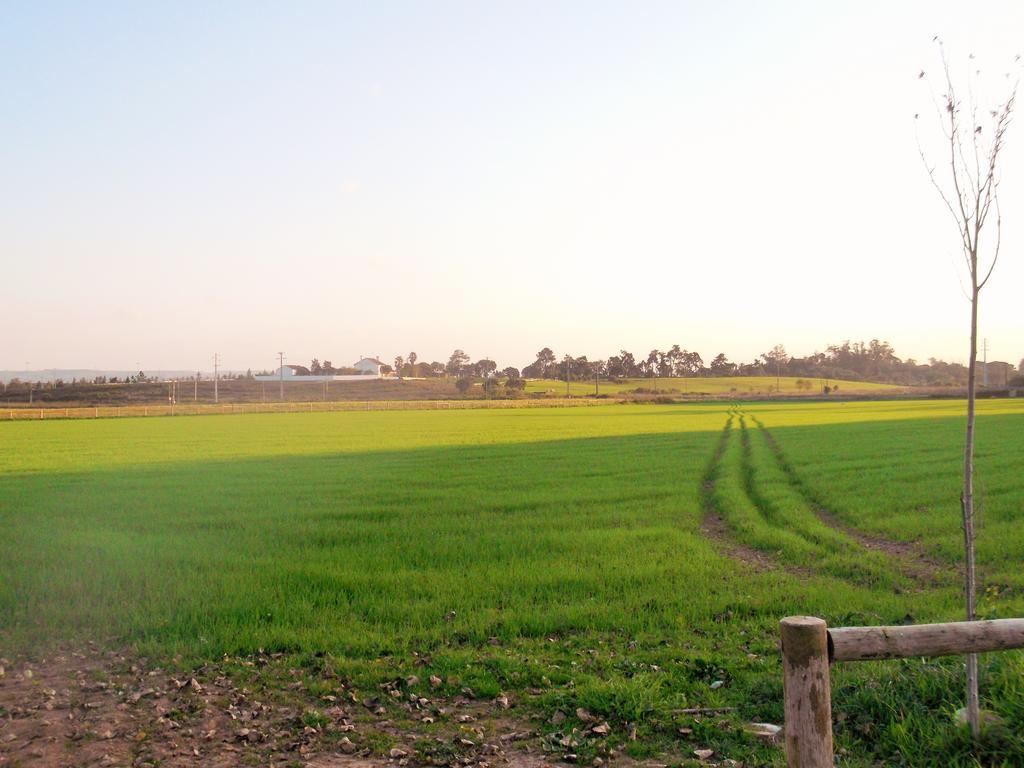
left=978, top=196, right=1001, bottom=290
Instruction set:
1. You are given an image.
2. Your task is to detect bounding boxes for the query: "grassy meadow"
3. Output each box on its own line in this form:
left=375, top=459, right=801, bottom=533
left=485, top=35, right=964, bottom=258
left=2, top=400, right=1024, bottom=765
left=521, top=375, right=903, bottom=396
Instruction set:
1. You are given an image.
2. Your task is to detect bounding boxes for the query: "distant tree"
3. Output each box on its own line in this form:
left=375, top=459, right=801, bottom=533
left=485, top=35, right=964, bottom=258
left=533, top=348, right=557, bottom=378
left=394, top=356, right=404, bottom=379
left=473, top=358, right=497, bottom=378
left=560, top=354, right=575, bottom=382
left=408, top=352, right=418, bottom=376
left=709, top=353, right=736, bottom=375
left=446, top=349, right=470, bottom=377
left=429, top=361, right=446, bottom=377
left=573, top=355, right=591, bottom=380
left=481, top=376, right=499, bottom=397
left=679, top=351, right=703, bottom=376
left=501, top=366, right=520, bottom=380
left=760, top=345, right=788, bottom=389
left=619, top=350, right=637, bottom=377
left=310, top=358, right=322, bottom=375
left=322, top=360, right=335, bottom=375
left=658, top=348, right=675, bottom=378
left=455, top=377, right=472, bottom=394
left=644, top=350, right=660, bottom=378
left=918, top=40, right=1018, bottom=736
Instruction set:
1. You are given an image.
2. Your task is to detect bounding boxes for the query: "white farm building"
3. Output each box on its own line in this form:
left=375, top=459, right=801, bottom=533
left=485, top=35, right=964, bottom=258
left=352, top=357, right=387, bottom=376
left=254, top=359, right=388, bottom=383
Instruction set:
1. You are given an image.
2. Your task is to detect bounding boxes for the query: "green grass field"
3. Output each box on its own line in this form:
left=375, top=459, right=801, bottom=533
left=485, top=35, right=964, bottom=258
left=522, top=375, right=903, bottom=396
left=2, top=400, right=1023, bottom=765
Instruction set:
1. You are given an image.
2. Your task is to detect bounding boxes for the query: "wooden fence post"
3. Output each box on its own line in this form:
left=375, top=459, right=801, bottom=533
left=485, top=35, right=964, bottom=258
left=780, top=616, right=833, bottom=767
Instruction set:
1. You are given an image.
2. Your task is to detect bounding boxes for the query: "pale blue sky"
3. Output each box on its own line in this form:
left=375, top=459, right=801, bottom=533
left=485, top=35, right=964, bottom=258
left=2, top=1, right=1022, bottom=371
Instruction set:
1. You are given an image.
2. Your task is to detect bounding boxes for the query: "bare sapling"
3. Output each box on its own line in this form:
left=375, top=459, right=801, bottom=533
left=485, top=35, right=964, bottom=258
left=917, top=39, right=1019, bottom=738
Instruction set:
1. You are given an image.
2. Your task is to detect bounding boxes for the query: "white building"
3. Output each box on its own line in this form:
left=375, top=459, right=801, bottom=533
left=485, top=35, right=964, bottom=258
left=254, top=359, right=388, bottom=383
left=353, top=357, right=387, bottom=376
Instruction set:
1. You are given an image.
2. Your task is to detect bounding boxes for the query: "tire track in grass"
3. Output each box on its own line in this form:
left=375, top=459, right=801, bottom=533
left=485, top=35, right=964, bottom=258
left=748, top=414, right=951, bottom=586
left=736, top=413, right=896, bottom=586
left=698, top=412, right=777, bottom=571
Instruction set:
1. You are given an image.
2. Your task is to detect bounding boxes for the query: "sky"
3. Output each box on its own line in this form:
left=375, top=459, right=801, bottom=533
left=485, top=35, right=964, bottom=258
left=2, top=1, right=1022, bottom=373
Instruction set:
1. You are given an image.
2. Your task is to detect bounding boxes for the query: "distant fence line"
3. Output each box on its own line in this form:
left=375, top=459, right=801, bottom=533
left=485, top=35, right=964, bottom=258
left=0, top=398, right=620, bottom=422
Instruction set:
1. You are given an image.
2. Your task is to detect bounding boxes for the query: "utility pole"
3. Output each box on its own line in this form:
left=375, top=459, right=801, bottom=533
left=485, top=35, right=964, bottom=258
left=213, top=353, right=220, bottom=404
left=194, top=372, right=198, bottom=402
left=278, top=352, right=285, bottom=401
left=982, top=338, right=989, bottom=389
left=594, top=370, right=599, bottom=397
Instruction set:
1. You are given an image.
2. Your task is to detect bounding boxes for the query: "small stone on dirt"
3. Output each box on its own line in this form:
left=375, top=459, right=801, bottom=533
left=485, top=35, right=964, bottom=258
left=744, top=722, right=782, bottom=743
left=575, top=708, right=594, bottom=723
left=694, top=749, right=714, bottom=760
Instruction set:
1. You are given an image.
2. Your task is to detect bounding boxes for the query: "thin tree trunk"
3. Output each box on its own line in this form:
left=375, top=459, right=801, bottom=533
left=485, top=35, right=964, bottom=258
left=963, top=285, right=980, bottom=738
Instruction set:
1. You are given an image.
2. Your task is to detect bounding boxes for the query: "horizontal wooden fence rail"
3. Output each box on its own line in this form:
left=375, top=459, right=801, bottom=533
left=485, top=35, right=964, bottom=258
left=780, top=615, right=1024, bottom=768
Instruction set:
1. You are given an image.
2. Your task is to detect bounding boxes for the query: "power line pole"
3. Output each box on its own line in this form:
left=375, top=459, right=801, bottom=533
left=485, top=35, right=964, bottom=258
left=213, top=353, right=220, bottom=404
left=194, top=372, right=198, bottom=402
left=278, top=352, right=285, bottom=401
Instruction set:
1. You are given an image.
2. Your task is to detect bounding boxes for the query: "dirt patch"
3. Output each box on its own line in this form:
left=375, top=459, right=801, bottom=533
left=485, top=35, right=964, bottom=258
left=0, top=647, right=701, bottom=768
left=807, top=506, right=949, bottom=586
left=699, top=507, right=776, bottom=572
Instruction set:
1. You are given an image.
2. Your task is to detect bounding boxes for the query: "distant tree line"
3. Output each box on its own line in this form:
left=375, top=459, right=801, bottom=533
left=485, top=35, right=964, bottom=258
left=412, top=340, right=1023, bottom=388
left=509, top=340, right=993, bottom=387
left=296, top=341, right=1022, bottom=389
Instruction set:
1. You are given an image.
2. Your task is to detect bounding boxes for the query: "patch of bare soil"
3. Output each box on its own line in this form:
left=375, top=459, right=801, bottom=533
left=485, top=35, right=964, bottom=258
left=0, top=647, right=708, bottom=768
left=699, top=506, right=776, bottom=573
left=808, top=506, right=949, bottom=587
